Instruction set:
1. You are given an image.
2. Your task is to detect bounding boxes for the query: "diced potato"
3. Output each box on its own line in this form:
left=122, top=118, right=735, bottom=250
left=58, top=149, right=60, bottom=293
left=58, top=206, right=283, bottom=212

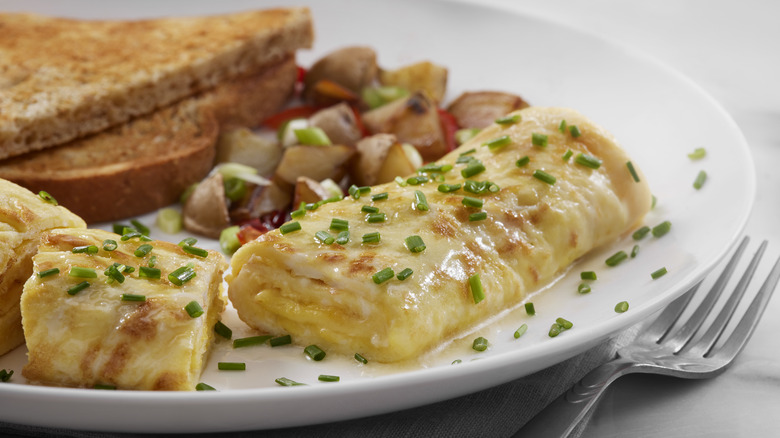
left=216, top=128, right=282, bottom=177
left=275, top=144, right=354, bottom=185
left=446, top=91, right=530, bottom=129
left=376, top=143, right=417, bottom=185
left=351, top=134, right=397, bottom=186
left=304, top=47, right=378, bottom=102
left=247, top=180, right=292, bottom=218
left=292, top=176, right=332, bottom=207
left=182, top=172, right=230, bottom=238
left=308, top=103, right=362, bottom=147
left=379, top=61, right=448, bottom=103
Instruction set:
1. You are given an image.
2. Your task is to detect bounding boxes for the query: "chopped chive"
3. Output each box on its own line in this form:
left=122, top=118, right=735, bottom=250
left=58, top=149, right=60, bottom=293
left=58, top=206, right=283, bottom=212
left=532, top=169, right=556, bottom=185
left=103, top=264, right=126, bottom=284
left=366, top=212, right=387, bottom=223
left=168, top=265, right=196, bottom=286
left=72, top=245, right=98, bottom=255
left=456, top=154, right=476, bottom=164
left=371, top=192, right=389, bottom=201
left=195, top=383, right=216, bottom=391
left=38, top=268, right=60, bottom=278
left=134, top=243, right=153, bottom=257
left=615, top=301, right=630, bottom=313
left=514, top=324, right=528, bottom=339
left=414, top=190, right=429, bottom=212
left=495, top=114, right=521, bottom=125
left=93, top=384, right=116, bottom=390
left=112, top=224, right=129, bottom=234
left=693, top=170, right=707, bottom=189
left=418, top=163, right=453, bottom=173
left=462, top=196, right=483, bottom=209
left=304, top=345, right=326, bottom=361
left=354, top=353, right=368, bottom=364
left=559, top=119, right=568, bottom=133
left=318, top=374, right=340, bottom=382
left=396, top=268, right=413, bottom=281
left=361, top=205, right=380, bottom=214
left=279, top=221, right=302, bottom=235
left=102, top=239, right=118, bottom=251
left=335, top=230, right=350, bottom=245
left=556, top=317, right=573, bottom=329
left=651, top=195, right=657, bottom=209
left=270, top=335, right=292, bottom=347
left=605, top=250, right=628, bottom=267
left=330, top=218, right=349, bottom=232
left=652, top=221, right=672, bottom=238
left=290, top=208, right=306, bottom=219
left=275, top=377, right=305, bottom=386
left=469, top=273, right=485, bottom=304
left=185, top=301, right=204, bottom=318
left=525, top=302, right=536, bottom=315
left=516, top=156, right=530, bottom=167
left=294, top=127, right=331, bottom=146
left=348, top=184, right=361, bottom=199
left=688, top=147, right=707, bottom=160
left=531, top=133, right=548, bottom=147
left=129, top=220, right=150, bottom=236
left=372, top=267, right=394, bottom=284
left=178, top=237, right=198, bottom=247
left=469, top=211, right=488, bottom=222
left=651, top=267, right=668, bottom=279
left=406, top=175, right=429, bottom=186
left=218, top=362, right=246, bottom=371
left=138, top=266, right=161, bottom=279
left=562, top=149, right=573, bottom=161
left=578, top=283, right=591, bottom=294
left=482, top=135, right=512, bottom=151
left=69, top=266, right=97, bottom=278
left=0, top=369, right=14, bottom=382
left=182, top=245, right=208, bottom=258
left=455, top=129, right=481, bottom=145
left=631, top=244, right=640, bottom=258
left=632, top=226, right=651, bottom=240
left=404, top=235, right=426, bottom=253
left=395, top=176, right=408, bottom=187
left=626, top=161, right=640, bottom=182
left=214, top=321, right=233, bottom=340
left=120, top=230, right=143, bottom=241
left=38, top=190, right=57, bottom=205
left=120, top=293, right=146, bottom=302
left=438, top=183, right=462, bottom=193
left=315, top=230, right=335, bottom=245
left=362, top=232, right=381, bottom=244
left=472, top=336, right=489, bottom=351
left=233, top=335, right=272, bottom=348
left=569, top=125, right=581, bottom=138
left=461, top=160, right=486, bottom=178
left=580, top=271, right=597, bottom=281
left=548, top=323, right=562, bottom=338
left=67, top=281, right=90, bottom=295
left=148, top=255, right=157, bottom=267
left=574, top=153, right=602, bottom=169
left=452, top=359, right=462, bottom=365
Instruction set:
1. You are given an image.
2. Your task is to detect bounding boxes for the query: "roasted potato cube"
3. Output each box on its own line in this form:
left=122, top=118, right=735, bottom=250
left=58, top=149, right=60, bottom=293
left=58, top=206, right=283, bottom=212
left=446, top=91, right=529, bottom=129
left=379, top=61, right=448, bottom=103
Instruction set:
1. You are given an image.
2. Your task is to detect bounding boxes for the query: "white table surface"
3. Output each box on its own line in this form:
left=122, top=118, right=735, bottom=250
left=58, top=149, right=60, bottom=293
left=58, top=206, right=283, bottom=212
left=487, top=0, right=780, bottom=436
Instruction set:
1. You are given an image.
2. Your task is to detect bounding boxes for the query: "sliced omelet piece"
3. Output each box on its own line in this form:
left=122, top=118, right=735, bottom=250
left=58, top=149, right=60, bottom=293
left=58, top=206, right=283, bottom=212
left=0, top=178, right=86, bottom=356
left=21, top=228, right=227, bottom=390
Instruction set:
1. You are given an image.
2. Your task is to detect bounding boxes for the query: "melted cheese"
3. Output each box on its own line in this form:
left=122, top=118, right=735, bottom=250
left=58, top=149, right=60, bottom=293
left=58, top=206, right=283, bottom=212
left=227, top=107, right=652, bottom=363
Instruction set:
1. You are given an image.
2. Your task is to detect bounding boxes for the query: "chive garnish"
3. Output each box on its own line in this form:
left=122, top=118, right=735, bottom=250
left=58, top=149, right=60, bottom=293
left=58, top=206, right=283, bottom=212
left=361, top=205, right=379, bottom=214
left=354, top=353, right=368, bottom=364
left=452, top=359, right=462, bottom=365
left=615, top=301, right=629, bottom=313
left=315, top=230, right=335, bottom=245
left=548, top=323, right=562, bottom=338
left=218, top=362, right=246, bottom=371
left=632, top=226, right=651, bottom=240
left=182, top=245, right=208, bottom=258
left=148, top=255, right=157, bottom=268
left=69, top=266, right=97, bottom=278
left=464, top=180, right=496, bottom=195
left=531, top=133, right=548, bottom=147
left=371, top=192, right=389, bottom=201
left=556, top=317, right=573, bottom=330
left=525, top=302, right=536, bottom=315
left=335, top=230, right=350, bottom=245
left=580, top=271, right=597, bottom=281
left=562, top=149, right=574, bottom=161
left=461, top=160, right=486, bottom=178
left=559, top=119, right=568, bottom=133
left=456, top=154, right=475, bottom=164
left=195, top=383, right=216, bottom=391
left=38, top=191, right=57, bottom=205
left=418, top=163, right=453, bottom=173
left=414, top=190, right=429, bottom=212
left=93, top=384, right=116, bottom=390
left=348, top=184, right=361, bottom=199
left=270, top=335, right=292, bottom=347
left=605, top=251, right=628, bottom=267
left=469, top=212, right=488, bottom=222
left=462, top=196, right=484, bottom=209
left=178, top=237, right=198, bottom=247
left=233, top=335, right=272, bottom=349
left=330, top=218, right=349, bottom=232
left=67, top=281, right=90, bottom=295
left=275, top=377, right=305, bottom=386
left=362, top=232, right=381, bottom=244
left=134, top=243, right=153, bottom=257
left=102, top=239, right=118, bottom=251
left=495, top=114, right=521, bottom=125
left=651, top=267, right=668, bottom=279
left=372, top=267, right=394, bottom=284
left=469, top=273, right=485, bottom=304
left=688, top=147, right=706, bottom=160
left=185, top=301, right=204, bottom=318
left=631, top=244, right=640, bottom=258
left=120, top=230, right=143, bottom=241
left=318, top=375, right=340, bottom=382
left=290, top=208, right=305, bottom=219
left=214, top=321, right=233, bottom=340
left=693, top=170, right=707, bottom=189
left=169, top=265, right=196, bottom=286
left=0, top=369, right=13, bottom=382
left=574, top=153, right=602, bottom=169
left=578, top=283, right=591, bottom=294
left=569, top=125, right=581, bottom=138
left=279, top=222, right=302, bottom=235
left=516, top=156, right=530, bottom=167
left=120, top=293, right=146, bottom=302
left=438, top=183, right=462, bottom=193
left=472, top=336, right=489, bottom=351
left=407, top=175, right=429, bottom=186
left=366, top=212, right=387, bottom=223
left=532, top=169, right=556, bottom=185
left=514, top=324, right=528, bottom=339
left=38, top=268, right=60, bottom=278
left=304, top=345, right=326, bottom=361
left=138, top=266, right=161, bottom=279
left=395, top=176, right=408, bottom=187
left=72, top=245, right=98, bottom=255
left=104, top=263, right=126, bottom=284
left=404, top=235, right=426, bottom=253
left=396, top=268, right=413, bottom=281
left=626, top=161, right=640, bottom=182
left=652, top=221, right=672, bottom=238
left=482, top=135, right=512, bottom=151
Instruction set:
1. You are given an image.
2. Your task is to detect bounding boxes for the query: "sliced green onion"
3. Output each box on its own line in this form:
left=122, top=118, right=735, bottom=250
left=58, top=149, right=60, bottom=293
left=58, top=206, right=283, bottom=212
left=406, top=175, right=429, bottom=185
left=69, top=266, right=97, bottom=278
left=651, top=267, right=668, bottom=279
left=304, top=345, right=326, bottom=361
left=179, top=237, right=198, bottom=247
left=496, top=114, right=521, bottom=125
left=212, top=321, right=232, bottom=340
left=270, top=335, right=292, bottom=347
left=525, top=302, right=536, bottom=315
left=218, top=362, right=246, bottom=371
left=169, top=265, right=196, bottom=286
left=156, top=207, right=182, bottom=234
left=532, top=133, right=548, bottom=147
left=275, top=377, right=305, bottom=386
left=372, top=267, right=394, bottom=284
left=632, top=226, right=651, bottom=240
left=461, top=160, right=486, bottom=178
left=578, top=283, right=591, bottom=294
left=514, top=324, right=528, bottom=339
left=38, top=191, right=57, bottom=205
left=455, top=129, right=481, bottom=145
left=396, top=268, right=413, bottom=281
left=348, top=184, right=362, bottom=199
left=472, top=336, right=489, bottom=351
left=562, top=149, right=573, bottom=161
left=138, top=266, right=161, bottom=279
left=315, top=230, right=335, bottom=245
left=482, top=135, right=512, bottom=151
left=195, top=382, right=216, bottom=391
left=626, top=161, right=640, bottom=182
left=233, top=335, right=272, bottom=349
left=516, top=156, right=530, bottom=167
left=569, top=125, right=581, bottom=138
left=688, top=147, right=707, bottom=160
left=693, top=170, right=707, bottom=189
left=574, top=153, right=602, bottom=169
left=130, top=220, right=150, bottom=236
left=532, top=169, right=556, bottom=185
left=354, top=353, right=368, bottom=364
left=361, top=205, right=379, bottom=214
left=371, top=192, right=389, bottom=201
left=294, top=127, right=331, bottom=146
left=405, top=235, right=426, bottom=253
left=438, top=183, right=462, bottom=193
left=120, top=293, right=146, bottom=302
left=219, top=226, right=241, bottom=255
left=335, top=230, right=350, bottom=245
left=185, top=301, right=204, bottom=318
left=67, top=281, right=90, bottom=295
left=469, top=212, right=488, bottom=222
left=279, top=221, right=302, bottom=235
left=38, top=268, right=60, bottom=278
left=462, top=196, right=484, bottom=209
left=395, top=176, right=408, bottom=187
left=72, top=245, right=98, bottom=255
left=615, top=301, right=629, bottom=313
left=102, top=239, right=118, bottom=251
left=469, top=273, right=485, bottom=304
left=362, top=232, right=381, bottom=244
left=548, top=324, right=562, bottom=338
left=318, top=374, right=340, bottom=382
left=290, top=208, right=306, bottom=219
left=605, top=250, right=628, bottom=267
left=556, top=317, right=573, bottom=330
left=631, top=244, right=640, bottom=258
left=134, top=243, right=153, bottom=258
left=580, top=271, right=597, bottom=281
left=652, top=221, right=672, bottom=238
left=366, top=212, right=387, bottom=223
left=559, top=119, right=568, bottom=133
left=148, top=255, right=157, bottom=268
left=330, top=218, right=349, bottom=232
left=103, top=264, right=126, bottom=284
left=223, top=177, right=247, bottom=202
left=414, top=190, right=429, bottom=212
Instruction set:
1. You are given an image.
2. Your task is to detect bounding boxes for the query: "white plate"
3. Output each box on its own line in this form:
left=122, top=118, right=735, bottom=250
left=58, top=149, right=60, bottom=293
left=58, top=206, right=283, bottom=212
left=0, top=0, right=754, bottom=433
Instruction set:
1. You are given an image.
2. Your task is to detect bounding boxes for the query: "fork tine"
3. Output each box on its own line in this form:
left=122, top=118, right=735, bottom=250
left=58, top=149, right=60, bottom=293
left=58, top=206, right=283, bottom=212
left=638, top=283, right=698, bottom=343
left=683, top=240, right=767, bottom=356
left=709, top=253, right=780, bottom=362
left=661, top=236, right=750, bottom=352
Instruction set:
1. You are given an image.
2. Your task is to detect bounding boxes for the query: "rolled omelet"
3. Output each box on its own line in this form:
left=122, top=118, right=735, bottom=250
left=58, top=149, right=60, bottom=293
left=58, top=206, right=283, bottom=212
left=21, top=228, right=227, bottom=390
left=0, top=178, right=85, bottom=356
left=227, top=107, right=652, bottom=363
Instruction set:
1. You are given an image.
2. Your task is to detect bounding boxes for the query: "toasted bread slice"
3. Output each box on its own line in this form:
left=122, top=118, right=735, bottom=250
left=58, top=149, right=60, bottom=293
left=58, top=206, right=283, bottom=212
left=0, top=7, right=313, bottom=160
left=0, top=55, right=298, bottom=224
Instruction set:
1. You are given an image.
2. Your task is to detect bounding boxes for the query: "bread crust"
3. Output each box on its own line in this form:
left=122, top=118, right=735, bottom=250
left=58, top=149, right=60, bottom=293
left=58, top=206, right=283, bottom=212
left=0, top=7, right=313, bottom=159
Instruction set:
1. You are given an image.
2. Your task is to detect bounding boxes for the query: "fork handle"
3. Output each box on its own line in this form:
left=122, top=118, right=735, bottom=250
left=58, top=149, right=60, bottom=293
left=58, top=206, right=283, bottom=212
left=515, top=357, right=637, bottom=437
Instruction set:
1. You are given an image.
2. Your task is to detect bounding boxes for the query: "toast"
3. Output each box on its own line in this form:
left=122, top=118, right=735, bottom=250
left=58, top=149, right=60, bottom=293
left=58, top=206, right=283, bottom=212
left=0, top=7, right=313, bottom=160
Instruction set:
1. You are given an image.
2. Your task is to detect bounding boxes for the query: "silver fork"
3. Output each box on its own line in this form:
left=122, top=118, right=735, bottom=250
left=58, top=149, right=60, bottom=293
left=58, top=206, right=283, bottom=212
left=517, top=236, right=780, bottom=437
